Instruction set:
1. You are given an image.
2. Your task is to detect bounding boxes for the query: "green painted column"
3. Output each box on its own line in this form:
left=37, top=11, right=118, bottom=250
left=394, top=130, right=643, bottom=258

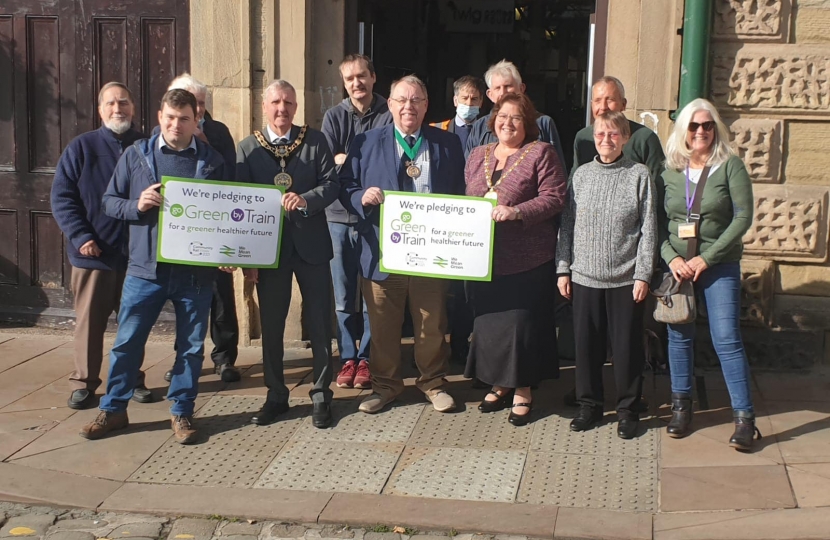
left=677, top=0, right=713, bottom=112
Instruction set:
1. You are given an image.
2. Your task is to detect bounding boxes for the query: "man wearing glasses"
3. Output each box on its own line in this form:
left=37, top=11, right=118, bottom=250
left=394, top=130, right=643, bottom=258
left=339, top=75, right=466, bottom=414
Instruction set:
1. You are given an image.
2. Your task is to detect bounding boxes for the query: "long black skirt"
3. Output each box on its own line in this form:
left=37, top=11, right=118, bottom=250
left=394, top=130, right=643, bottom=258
left=464, top=260, right=559, bottom=388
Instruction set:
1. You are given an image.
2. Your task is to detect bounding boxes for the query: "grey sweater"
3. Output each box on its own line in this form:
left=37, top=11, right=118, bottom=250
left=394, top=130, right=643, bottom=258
left=556, top=156, right=657, bottom=288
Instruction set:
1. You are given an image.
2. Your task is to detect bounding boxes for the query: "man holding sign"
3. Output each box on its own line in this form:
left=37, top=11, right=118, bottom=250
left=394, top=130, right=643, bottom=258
left=236, top=80, right=340, bottom=429
left=80, top=89, right=226, bottom=444
left=340, top=75, right=466, bottom=414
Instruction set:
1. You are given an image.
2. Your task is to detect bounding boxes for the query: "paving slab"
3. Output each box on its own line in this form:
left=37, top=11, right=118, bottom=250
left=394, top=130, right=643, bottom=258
left=518, top=451, right=657, bottom=512
left=45, top=531, right=95, bottom=540
left=0, top=338, right=67, bottom=375
left=319, top=493, right=557, bottom=537
left=8, top=406, right=173, bottom=481
left=130, top=396, right=304, bottom=487
left=0, top=348, right=76, bottom=410
left=785, top=463, right=830, bottom=507
left=530, top=414, right=658, bottom=458
left=0, top=462, right=121, bottom=509
left=383, top=447, right=525, bottom=503
left=0, top=408, right=76, bottom=461
left=219, top=535, right=258, bottom=540
left=216, top=523, right=261, bottom=537
left=263, top=524, right=307, bottom=539
left=99, top=483, right=332, bottom=524
left=765, top=401, right=830, bottom=464
left=50, top=520, right=105, bottom=531
left=552, top=507, right=651, bottom=540
left=660, top=465, right=796, bottom=511
left=407, top=405, right=531, bottom=450
left=167, top=518, right=217, bottom=540
left=291, top=402, right=423, bottom=443
left=653, top=507, right=830, bottom=540
left=254, top=440, right=403, bottom=494
left=0, top=514, right=56, bottom=537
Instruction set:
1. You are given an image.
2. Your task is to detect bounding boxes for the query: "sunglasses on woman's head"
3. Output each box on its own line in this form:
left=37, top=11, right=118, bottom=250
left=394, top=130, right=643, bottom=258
left=688, top=121, right=716, bottom=132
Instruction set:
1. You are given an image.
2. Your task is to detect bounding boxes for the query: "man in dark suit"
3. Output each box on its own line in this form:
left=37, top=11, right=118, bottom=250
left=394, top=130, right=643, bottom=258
left=236, top=79, right=340, bottom=429
left=340, top=75, right=466, bottom=414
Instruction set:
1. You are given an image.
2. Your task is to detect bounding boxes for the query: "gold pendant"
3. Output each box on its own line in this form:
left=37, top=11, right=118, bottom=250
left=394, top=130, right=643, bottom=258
left=274, top=172, right=293, bottom=188
left=406, top=163, right=421, bottom=178
left=484, top=190, right=498, bottom=200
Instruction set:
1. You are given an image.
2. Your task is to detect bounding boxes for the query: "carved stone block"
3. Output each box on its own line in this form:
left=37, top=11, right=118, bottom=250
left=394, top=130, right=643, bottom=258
left=713, top=0, right=789, bottom=42
left=712, top=44, right=830, bottom=114
left=773, top=294, right=830, bottom=331
left=728, top=119, right=783, bottom=183
left=694, top=326, right=822, bottom=370
left=740, top=260, right=775, bottom=326
left=743, top=185, right=830, bottom=262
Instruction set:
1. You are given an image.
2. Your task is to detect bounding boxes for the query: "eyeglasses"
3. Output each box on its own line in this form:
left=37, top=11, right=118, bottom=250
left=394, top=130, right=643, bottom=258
left=495, top=114, right=523, bottom=124
left=593, top=131, right=622, bottom=140
left=390, top=97, right=426, bottom=106
left=688, top=121, right=715, bottom=132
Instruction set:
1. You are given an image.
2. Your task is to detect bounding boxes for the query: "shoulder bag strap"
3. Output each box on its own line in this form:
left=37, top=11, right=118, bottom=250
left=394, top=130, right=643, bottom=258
left=686, top=165, right=711, bottom=260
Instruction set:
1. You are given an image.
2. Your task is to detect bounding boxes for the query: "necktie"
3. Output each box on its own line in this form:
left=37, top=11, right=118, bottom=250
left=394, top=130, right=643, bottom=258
left=398, top=135, right=417, bottom=192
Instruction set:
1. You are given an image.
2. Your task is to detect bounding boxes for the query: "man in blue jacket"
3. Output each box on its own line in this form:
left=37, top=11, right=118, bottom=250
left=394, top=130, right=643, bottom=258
left=50, top=82, right=152, bottom=410
left=339, top=75, right=465, bottom=415
left=80, top=89, right=225, bottom=444
left=464, top=59, right=566, bottom=172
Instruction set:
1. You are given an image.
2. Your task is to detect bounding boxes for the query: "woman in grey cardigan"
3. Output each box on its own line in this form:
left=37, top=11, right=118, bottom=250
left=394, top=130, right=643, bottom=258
left=556, top=110, right=656, bottom=439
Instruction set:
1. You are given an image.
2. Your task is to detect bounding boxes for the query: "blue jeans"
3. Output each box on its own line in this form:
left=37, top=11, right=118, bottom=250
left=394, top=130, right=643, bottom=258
left=667, top=262, right=754, bottom=414
left=328, top=222, right=370, bottom=362
left=100, top=264, right=214, bottom=416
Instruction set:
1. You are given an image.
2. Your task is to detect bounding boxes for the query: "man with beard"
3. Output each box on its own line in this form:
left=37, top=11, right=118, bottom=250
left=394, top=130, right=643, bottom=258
left=51, top=82, right=152, bottom=409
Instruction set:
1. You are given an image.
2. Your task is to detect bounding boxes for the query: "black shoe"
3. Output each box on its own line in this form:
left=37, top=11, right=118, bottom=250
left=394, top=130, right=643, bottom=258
left=215, top=363, right=241, bottom=383
left=252, top=401, right=290, bottom=426
left=67, top=389, right=96, bottom=410
left=570, top=405, right=603, bottom=432
left=312, top=402, right=332, bottom=429
left=563, top=387, right=578, bottom=407
left=478, top=389, right=514, bottom=413
left=729, top=412, right=762, bottom=452
left=666, top=392, right=693, bottom=438
left=164, top=370, right=174, bottom=383
left=508, top=402, right=533, bottom=426
left=617, top=417, right=639, bottom=439
left=132, top=385, right=154, bottom=404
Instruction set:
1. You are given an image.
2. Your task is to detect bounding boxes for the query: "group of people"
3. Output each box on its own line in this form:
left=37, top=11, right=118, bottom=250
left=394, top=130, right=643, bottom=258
left=52, top=53, right=759, bottom=452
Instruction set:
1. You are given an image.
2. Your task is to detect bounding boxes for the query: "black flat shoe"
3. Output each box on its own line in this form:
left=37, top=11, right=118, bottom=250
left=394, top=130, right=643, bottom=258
left=508, top=402, right=533, bottom=426
left=478, top=390, right=514, bottom=413
left=570, top=405, right=603, bottom=432
left=617, top=418, right=639, bottom=439
left=252, top=401, right=290, bottom=425
left=216, top=363, right=241, bottom=383
left=312, top=402, right=332, bottom=429
left=132, top=385, right=155, bottom=403
left=67, top=389, right=96, bottom=410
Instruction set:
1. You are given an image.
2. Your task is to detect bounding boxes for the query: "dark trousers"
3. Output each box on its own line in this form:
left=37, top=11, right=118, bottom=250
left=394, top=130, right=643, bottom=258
left=256, top=252, right=333, bottom=405
left=573, top=282, right=645, bottom=418
left=209, top=270, right=239, bottom=366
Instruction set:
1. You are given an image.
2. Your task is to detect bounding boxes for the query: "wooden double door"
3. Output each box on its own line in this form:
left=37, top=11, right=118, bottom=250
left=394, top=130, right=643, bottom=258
left=0, top=0, right=189, bottom=325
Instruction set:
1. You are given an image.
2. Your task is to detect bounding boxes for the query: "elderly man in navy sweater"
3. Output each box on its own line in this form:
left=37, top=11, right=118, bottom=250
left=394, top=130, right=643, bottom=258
left=80, top=89, right=225, bottom=444
left=50, top=82, right=152, bottom=410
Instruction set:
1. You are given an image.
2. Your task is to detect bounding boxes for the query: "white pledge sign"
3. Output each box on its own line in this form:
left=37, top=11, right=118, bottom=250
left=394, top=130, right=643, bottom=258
left=379, top=191, right=496, bottom=281
left=157, top=177, right=284, bottom=268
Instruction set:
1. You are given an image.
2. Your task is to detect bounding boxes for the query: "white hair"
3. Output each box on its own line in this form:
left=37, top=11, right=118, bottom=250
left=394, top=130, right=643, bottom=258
left=263, top=79, right=296, bottom=99
left=484, top=60, right=523, bottom=89
left=168, top=73, right=207, bottom=97
left=664, top=98, right=734, bottom=171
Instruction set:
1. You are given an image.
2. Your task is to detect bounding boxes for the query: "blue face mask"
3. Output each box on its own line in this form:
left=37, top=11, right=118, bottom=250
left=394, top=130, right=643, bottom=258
left=456, top=103, right=480, bottom=123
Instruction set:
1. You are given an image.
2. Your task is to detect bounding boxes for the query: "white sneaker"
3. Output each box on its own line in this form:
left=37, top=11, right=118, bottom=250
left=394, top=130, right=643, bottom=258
left=426, top=389, right=456, bottom=412
left=359, top=393, right=394, bottom=414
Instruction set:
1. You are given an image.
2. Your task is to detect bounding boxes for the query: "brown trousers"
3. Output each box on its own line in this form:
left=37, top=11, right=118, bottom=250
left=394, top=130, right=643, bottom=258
left=69, top=267, right=144, bottom=391
left=362, top=274, right=449, bottom=399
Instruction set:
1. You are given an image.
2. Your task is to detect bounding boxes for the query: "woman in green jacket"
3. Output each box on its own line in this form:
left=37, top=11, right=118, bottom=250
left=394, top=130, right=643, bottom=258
left=657, top=98, right=760, bottom=451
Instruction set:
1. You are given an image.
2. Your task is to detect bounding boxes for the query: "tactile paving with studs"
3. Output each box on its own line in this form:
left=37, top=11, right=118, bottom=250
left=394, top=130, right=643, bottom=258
left=255, top=439, right=404, bottom=493
left=530, top=414, right=659, bottom=457
left=383, top=447, right=526, bottom=502
left=128, top=396, right=306, bottom=487
left=291, top=401, right=424, bottom=443
left=408, top=405, right=532, bottom=450
left=518, top=451, right=658, bottom=512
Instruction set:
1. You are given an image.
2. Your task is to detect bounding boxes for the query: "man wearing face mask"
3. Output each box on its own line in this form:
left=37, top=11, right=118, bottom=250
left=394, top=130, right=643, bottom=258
left=51, top=82, right=152, bottom=410
left=431, top=76, right=485, bottom=151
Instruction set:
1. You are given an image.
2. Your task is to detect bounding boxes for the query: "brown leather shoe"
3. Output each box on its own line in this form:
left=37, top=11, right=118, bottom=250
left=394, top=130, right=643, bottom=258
left=79, top=410, right=129, bottom=440
left=171, top=415, right=198, bottom=444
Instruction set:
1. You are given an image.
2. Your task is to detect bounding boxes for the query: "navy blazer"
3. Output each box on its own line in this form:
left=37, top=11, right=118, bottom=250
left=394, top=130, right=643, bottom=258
left=339, top=123, right=466, bottom=281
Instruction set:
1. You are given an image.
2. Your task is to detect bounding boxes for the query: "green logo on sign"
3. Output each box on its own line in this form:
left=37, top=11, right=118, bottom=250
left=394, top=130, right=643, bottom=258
left=170, top=204, right=184, bottom=217
left=400, top=211, right=413, bottom=223
left=219, top=245, right=236, bottom=257
left=433, top=256, right=448, bottom=268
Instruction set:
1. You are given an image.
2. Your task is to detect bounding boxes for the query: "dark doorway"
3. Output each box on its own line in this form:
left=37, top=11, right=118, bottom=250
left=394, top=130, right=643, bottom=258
left=348, top=0, right=597, bottom=171
left=0, top=0, right=189, bottom=327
